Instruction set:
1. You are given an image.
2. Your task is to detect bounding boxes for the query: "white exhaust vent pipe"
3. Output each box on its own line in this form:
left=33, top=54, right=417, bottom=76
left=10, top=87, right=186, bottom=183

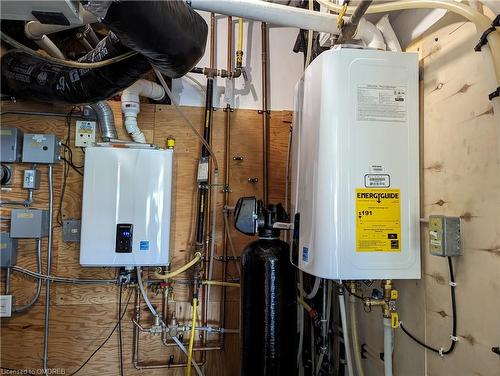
left=376, top=15, right=402, bottom=52
left=353, top=17, right=386, bottom=50
left=121, top=79, right=165, bottom=143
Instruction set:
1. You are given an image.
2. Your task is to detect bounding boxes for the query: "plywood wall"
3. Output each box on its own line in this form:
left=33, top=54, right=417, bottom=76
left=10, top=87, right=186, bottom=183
left=356, top=19, right=500, bottom=376
left=0, top=100, right=291, bottom=376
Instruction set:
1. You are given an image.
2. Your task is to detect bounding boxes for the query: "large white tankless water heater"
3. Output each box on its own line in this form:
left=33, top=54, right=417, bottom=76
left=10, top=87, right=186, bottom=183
left=80, top=146, right=173, bottom=267
left=291, top=47, right=420, bottom=280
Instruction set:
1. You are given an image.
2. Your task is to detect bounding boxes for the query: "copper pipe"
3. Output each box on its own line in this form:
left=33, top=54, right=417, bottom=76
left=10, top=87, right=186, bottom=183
left=261, top=22, right=269, bottom=206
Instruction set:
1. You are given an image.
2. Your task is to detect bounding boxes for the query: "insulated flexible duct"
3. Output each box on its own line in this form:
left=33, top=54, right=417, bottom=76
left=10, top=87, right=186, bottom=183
left=1, top=1, right=207, bottom=104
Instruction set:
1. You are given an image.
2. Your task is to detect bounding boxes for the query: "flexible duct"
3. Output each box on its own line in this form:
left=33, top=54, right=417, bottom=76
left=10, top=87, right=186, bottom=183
left=90, top=101, right=117, bottom=141
left=1, top=1, right=207, bottom=104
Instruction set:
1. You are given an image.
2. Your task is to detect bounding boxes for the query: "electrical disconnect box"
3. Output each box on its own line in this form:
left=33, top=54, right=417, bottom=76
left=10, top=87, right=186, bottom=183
left=1, top=127, right=23, bottom=162
left=429, top=216, right=462, bottom=257
left=291, top=47, right=420, bottom=280
left=10, top=209, right=49, bottom=238
left=75, top=120, right=96, bottom=147
left=0, top=232, right=18, bottom=267
left=22, top=133, right=61, bottom=164
left=23, top=169, right=40, bottom=189
left=80, top=146, right=173, bottom=267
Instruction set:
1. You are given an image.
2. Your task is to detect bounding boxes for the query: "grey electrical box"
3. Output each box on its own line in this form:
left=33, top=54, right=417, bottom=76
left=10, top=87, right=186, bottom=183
left=10, top=209, right=49, bottom=238
left=63, top=219, right=81, bottom=242
left=429, top=215, right=462, bottom=257
left=1, top=127, right=23, bottom=162
left=0, top=233, right=18, bottom=267
left=22, top=134, right=60, bottom=164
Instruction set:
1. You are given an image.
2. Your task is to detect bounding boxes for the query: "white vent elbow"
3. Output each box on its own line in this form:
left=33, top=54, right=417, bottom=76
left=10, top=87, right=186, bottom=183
left=376, top=15, right=402, bottom=52
left=121, top=79, right=165, bottom=143
left=354, top=17, right=386, bottom=51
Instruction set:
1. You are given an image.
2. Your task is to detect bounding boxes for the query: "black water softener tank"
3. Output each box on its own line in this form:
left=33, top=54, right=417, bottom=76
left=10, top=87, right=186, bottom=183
left=234, top=197, right=297, bottom=376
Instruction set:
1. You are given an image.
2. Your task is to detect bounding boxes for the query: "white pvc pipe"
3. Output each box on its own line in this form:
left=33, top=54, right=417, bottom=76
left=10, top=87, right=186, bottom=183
left=121, top=79, right=165, bottom=143
left=339, top=293, right=354, bottom=376
left=189, top=0, right=341, bottom=34
left=383, top=317, right=393, bottom=376
left=376, top=15, right=402, bottom=52
left=350, top=296, right=365, bottom=376
left=354, top=17, right=386, bottom=50
left=34, top=35, right=66, bottom=59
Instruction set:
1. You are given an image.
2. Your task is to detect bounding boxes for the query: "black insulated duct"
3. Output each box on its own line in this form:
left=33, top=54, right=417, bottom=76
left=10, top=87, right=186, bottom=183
left=1, top=1, right=207, bottom=104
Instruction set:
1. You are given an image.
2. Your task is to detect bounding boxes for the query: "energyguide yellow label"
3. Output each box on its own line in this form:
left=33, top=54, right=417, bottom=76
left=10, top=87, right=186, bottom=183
left=355, top=188, right=401, bottom=252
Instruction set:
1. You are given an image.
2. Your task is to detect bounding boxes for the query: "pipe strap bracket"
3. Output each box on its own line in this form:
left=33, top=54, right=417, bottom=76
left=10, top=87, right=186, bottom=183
left=488, top=86, right=500, bottom=101
left=474, top=14, right=500, bottom=52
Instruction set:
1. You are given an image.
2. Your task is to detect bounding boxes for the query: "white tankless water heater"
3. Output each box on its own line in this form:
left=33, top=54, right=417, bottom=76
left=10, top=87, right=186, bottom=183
left=80, top=146, right=173, bottom=267
left=291, top=47, right=420, bottom=280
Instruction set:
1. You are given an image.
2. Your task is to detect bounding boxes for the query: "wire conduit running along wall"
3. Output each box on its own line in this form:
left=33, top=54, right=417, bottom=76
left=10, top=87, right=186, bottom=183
left=1, top=1, right=207, bottom=104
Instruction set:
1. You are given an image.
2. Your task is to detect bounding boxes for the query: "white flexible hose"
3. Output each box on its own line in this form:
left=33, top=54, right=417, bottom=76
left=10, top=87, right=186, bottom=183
left=136, top=267, right=160, bottom=320
left=384, top=318, right=393, bottom=376
left=339, top=293, right=354, bottom=376
left=304, top=276, right=321, bottom=299
left=350, top=296, right=365, bottom=376
left=172, top=336, right=204, bottom=376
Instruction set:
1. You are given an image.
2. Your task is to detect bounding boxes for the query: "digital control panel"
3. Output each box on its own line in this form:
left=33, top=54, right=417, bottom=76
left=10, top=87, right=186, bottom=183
left=115, top=224, right=133, bottom=253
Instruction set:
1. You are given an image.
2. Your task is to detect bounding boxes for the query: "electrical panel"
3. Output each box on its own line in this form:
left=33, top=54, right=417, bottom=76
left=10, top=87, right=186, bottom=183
left=291, top=47, right=420, bottom=280
left=429, top=216, right=462, bottom=257
left=1, top=127, right=23, bottom=162
left=10, top=209, right=49, bottom=238
left=22, top=134, right=61, bottom=164
left=80, top=146, right=173, bottom=267
left=75, top=120, right=96, bottom=147
left=0, top=233, right=18, bottom=267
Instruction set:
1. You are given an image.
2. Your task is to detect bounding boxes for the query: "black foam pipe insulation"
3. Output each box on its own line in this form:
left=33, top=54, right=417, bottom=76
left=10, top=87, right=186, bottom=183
left=1, top=1, right=207, bottom=104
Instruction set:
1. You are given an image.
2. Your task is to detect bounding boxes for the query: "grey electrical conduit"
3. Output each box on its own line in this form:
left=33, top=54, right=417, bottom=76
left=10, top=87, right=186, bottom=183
left=12, top=239, right=43, bottom=313
left=136, top=267, right=203, bottom=376
left=43, top=164, right=54, bottom=375
left=10, top=266, right=117, bottom=285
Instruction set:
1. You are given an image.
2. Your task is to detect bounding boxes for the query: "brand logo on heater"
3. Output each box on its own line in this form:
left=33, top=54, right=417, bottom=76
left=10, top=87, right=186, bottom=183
left=302, top=247, right=309, bottom=262
left=140, top=241, right=149, bottom=251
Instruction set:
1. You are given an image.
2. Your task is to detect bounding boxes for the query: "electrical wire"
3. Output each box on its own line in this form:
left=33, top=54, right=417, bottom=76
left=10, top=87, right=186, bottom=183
left=400, top=257, right=457, bottom=356
left=11, top=266, right=117, bottom=284
left=67, top=288, right=133, bottom=376
left=153, top=67, right=219, bottom=172
left=185, top=74, right=207, bottom=93
left=0, top=32, right=138, bottom=69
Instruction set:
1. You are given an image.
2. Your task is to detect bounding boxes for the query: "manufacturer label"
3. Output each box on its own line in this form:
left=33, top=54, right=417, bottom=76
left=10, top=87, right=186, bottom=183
left=357, top=84, right=407, bottom=123
left=139, top=241, right=150, bottom=251
left=355, top=188, right=401, bottom=252
left=17, top=212, right=34, bottom=219
left=364, top=174, right=390, bottom=188
left=302, top=247, right=309, bottom=262
left=0, top=129, right=12, bottom=136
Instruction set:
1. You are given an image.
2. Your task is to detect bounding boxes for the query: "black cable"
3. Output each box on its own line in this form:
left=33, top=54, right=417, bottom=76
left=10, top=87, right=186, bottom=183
left=67, top=288, right=133, bottom=376
left=61, top=157, right=84, bottom=176
left=118, top=283, right=124, bottom=376
left=400, top=257, right=457, bottom=356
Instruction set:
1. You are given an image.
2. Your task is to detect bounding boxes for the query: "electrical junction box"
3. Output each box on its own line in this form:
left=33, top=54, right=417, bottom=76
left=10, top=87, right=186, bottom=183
left=75, top=120, right=96, bottom=147
left=0, top=295, right=12, bottom=317
left=22, top=133, right=61, bottom=164
left=63, top=219, right=81, bottom=243
left=291, top=47, right=420, bottom=280
left=1, top=127, right=23, bottom=162
left=0, top=233, right=18, bottom=267
left=80, top=146, right=173, bottom=267
left=429, top=216, right=462, bottom=257
left=10, top=209, right=49, bottom=238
